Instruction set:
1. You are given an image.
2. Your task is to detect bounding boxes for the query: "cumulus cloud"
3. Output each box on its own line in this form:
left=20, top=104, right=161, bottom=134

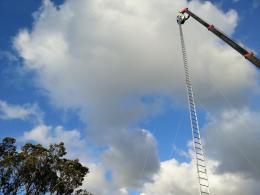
left=23, top=124, right=83, bottom=146
left=204, top=108, right=260, bottom=178
left=14, top=0, right=258, bottom=118
left=83, top=163, right=129, bottom=195
left=142, top=107, right=260, bottom=195
left=141, top=158, right=260, bottom=195
left=102, top=128, right=159, bottom=188
left=22, top=124, right=90, bottom=161
left=0, top=99, right=43, bottom=122
left=13, top=0, right=260, bottom=193
left=141, top=158, right=198, bottom=195
left=22, top=124, right=160, bottom=189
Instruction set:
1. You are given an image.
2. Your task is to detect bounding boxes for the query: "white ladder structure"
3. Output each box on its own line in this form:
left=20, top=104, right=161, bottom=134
left=178, top=24, right=210, bottom=195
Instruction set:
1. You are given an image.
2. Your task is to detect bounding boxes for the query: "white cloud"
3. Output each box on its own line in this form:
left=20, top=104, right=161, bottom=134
left=0, top=100, right=43, bottom=122
left=141, top=158, right=260, bottom=195
left=23, top=124, right=82, bottom=146
left=22, top=124, right=89, bottom=161
left=141, top=158, right=198, bottom=195
left=83, top=163, right=129, bottom=195
left=141, top=113, right=260, bottom=195
left=14, top=0, right=258, bottom=119
left=13, top=0, right=260, bottom=193
left=204, top=108, right=260, bottom=178
left=22, top=124, right=157, bottom=193
left=102, top=128, right=159, bottom=188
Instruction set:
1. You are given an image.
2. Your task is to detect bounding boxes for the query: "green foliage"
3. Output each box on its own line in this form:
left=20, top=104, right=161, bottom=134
left=0, top=137, right=91, bottom=195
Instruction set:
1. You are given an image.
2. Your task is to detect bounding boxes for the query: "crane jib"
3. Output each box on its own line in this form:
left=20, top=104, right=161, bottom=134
left=179, top=8, right=260, bottom=69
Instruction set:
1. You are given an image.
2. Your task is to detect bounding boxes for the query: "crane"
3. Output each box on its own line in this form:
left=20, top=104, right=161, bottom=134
left=177, top=8, right=260, bottom=195
left=177, top=8, right=260, bottom=69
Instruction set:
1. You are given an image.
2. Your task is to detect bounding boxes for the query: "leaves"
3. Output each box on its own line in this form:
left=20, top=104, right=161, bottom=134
left=0, top=137, right=91, bottom=195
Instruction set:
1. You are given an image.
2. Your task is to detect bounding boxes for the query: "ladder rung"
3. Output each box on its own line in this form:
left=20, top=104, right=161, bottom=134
left=191, top=117, right=197, bottom=122
left=192, top=121, right=197, bottom=125
left=190, top=108, right=196, bottom=112
left=197, top=163, right=206, bottom=167
left=190, top=107, right=196, bottom=111
left=197, top=157, right=204, bottom=162
left=197, top=164, right=206, bottom=168
left=199, top=172, right=207, bottom=177
left=194, top=140, right=201, bottom=144
left=191, top=112, right=196, bottom=116
left=189, top=102, right=195, bottom=106
left=193, top=131, right=199, bottom=135
left=200, top=183, right=209, bottom=188
left=191, top=120, right=197, bottom=124
left=191, top=116, right=197, bottom=121
left=195, top=145, right=203, bottom=151
left=190, top=112, right=196, bottom=116
left=191, top=114, right=196, bottom=118
left=198, top=168, right=206, bottom=173
left=196, top=152, right=204, bottom=156
left=192, top=125, right=198, bottom=130
left=191, top=118, right=197, bottom=123
left=194, top=138, right=201, bottom=142
left=194, top=134, right=200, bottom=138
left=199, top=177, right=208, bottom=181
left=191, top=115, right=197, bottom=119
left=190, top=110, right=196, bottom=114
left=195, top=147, right=202, bottom=151
left=196, top=152, right=204, bottom=157
left=190, top=107, right=196, bottom=112
left=192, top=119, right=197, bottom=124
left=198, top=170, right=207, bottom=174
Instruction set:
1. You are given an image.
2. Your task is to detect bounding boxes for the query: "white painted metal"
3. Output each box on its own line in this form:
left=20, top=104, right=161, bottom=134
left=178, top=24, right=210, bottom=195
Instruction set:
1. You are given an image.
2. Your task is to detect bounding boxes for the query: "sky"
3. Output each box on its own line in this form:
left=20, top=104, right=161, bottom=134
left=0, top=0, right=260, bottom=194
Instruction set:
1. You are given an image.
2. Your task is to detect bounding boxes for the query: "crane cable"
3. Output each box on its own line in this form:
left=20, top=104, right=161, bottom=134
left=178, top=23, right=211, bottom=195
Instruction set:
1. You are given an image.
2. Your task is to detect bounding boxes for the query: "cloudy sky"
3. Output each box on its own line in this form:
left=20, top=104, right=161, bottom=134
left=0, top=0, right=260, bottom=194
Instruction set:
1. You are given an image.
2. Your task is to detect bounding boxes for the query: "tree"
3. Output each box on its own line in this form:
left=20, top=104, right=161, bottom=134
left=0, top=137, right=92, bottom=195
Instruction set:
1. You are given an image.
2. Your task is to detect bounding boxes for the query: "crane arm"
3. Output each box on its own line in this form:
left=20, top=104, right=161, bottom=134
left=177, top=8, right=260, bottom=69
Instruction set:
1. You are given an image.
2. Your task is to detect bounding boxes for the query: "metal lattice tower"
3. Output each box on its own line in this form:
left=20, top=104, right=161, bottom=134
left=178, top=24, right=210, bottom=195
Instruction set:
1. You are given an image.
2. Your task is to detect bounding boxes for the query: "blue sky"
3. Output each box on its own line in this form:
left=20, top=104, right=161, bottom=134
left=207, top=0, right=260, bottom=50
left=1, top=0, right=260, bottom=194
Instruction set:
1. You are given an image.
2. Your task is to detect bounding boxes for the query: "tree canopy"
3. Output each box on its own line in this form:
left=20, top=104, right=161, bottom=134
left=0, top=137, right=91, bottom=195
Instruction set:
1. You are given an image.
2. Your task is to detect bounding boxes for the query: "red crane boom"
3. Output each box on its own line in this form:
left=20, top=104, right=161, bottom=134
left=177, top=8, right=260, bottom=69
